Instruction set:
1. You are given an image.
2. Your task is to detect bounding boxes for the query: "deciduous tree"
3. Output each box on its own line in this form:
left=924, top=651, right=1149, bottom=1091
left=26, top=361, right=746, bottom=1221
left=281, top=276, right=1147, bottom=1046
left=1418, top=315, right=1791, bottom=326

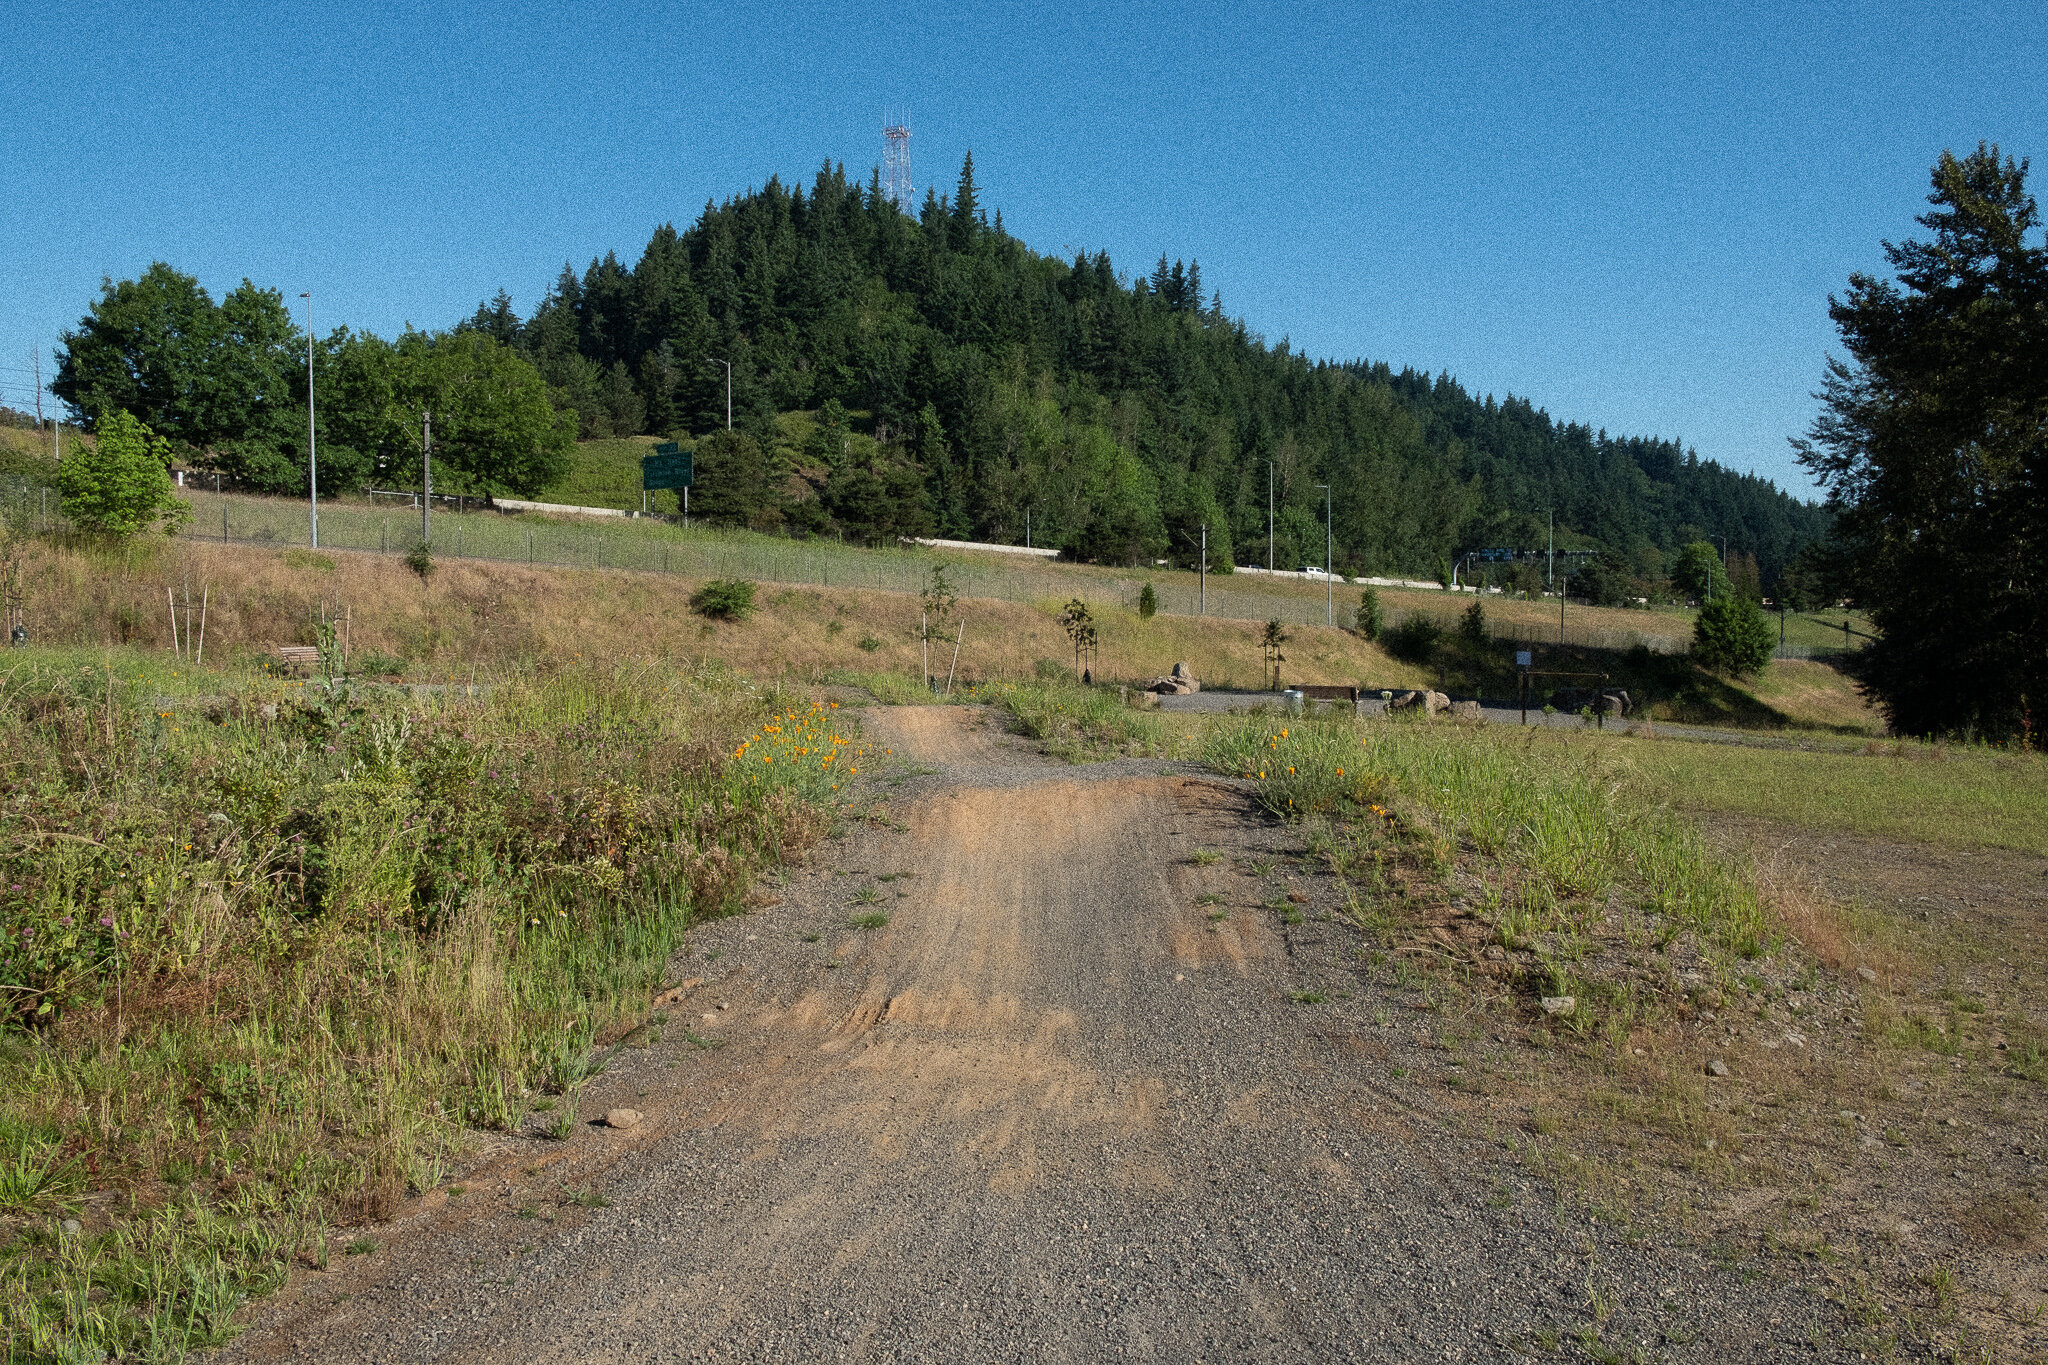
left=56, top=409, right=187, bottom=537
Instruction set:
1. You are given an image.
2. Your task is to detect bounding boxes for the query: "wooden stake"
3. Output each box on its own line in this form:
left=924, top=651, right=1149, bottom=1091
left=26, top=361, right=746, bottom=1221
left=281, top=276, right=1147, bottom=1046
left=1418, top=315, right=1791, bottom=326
left=195, top=587, right=209, bottom=665
left=167, top=587, right=180, bottom=657
left=945, top=622, right=964, bottom=695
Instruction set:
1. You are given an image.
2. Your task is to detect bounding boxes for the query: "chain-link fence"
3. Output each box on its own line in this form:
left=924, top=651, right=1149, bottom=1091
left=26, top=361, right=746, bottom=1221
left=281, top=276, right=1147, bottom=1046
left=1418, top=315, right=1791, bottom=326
left=166, top=492, right=1883, bottom=662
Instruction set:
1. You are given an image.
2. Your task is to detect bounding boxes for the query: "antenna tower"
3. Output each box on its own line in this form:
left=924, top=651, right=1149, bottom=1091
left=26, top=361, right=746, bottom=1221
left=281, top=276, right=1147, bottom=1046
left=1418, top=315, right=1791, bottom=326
left=882, top=116, right=914, bottom=212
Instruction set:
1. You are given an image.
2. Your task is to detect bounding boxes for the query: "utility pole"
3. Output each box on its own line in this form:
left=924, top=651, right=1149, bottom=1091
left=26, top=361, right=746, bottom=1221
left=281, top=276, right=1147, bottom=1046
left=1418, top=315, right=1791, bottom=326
left=300, top=292, right=318, bottom=547
left=706, top=358, right=732, bottom=430
left=422, top=410, right=432, bottom=544
left=1546, top=509, right=1554, bottom=593
left=1199, top=523, right=1207, bottom=616
left=1318, top=483, right=1331, bottom=626
left=30, top=352, right=45, bottom=455
left=1267, top=460, right=1274, bottom=571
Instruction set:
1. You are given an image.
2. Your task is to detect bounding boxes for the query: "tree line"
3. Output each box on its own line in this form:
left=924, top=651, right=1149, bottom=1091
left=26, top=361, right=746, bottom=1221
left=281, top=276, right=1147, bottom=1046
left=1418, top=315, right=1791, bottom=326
left=49, top=153, right=1828, bottom=593
left=52, top=267, right=575, bottom=500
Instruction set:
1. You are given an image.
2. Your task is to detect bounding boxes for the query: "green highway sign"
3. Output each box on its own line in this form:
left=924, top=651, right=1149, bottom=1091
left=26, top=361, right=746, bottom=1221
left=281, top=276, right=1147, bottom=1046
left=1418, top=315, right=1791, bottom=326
left=643, top=443, right=693, bottom=490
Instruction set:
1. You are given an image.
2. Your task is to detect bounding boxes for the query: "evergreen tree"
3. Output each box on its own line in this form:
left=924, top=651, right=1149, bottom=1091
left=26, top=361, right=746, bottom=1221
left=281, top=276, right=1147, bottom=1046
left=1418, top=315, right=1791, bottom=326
left=1693, top=595, right=1776, bottom=677
left=1795, top=144, right=2046, bottom=739
left=950, top=152, right=980, bottom=251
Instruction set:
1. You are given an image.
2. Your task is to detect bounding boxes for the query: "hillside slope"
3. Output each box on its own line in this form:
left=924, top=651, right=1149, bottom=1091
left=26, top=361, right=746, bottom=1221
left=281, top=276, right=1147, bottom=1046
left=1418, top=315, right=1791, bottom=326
left=464, top=160, right=1828, bottom=582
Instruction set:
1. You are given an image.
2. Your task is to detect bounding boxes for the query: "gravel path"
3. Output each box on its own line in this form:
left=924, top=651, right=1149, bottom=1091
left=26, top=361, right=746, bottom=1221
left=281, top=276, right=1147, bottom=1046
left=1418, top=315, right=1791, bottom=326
left=214, top=706, right=1863, bottom=1363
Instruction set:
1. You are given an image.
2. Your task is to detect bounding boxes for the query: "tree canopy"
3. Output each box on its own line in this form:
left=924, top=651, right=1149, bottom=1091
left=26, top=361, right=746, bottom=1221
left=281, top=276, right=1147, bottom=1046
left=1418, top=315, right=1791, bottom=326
left=1794, top=144, right=2046, bottom=739
left=54, top=267, right=573, bottom=501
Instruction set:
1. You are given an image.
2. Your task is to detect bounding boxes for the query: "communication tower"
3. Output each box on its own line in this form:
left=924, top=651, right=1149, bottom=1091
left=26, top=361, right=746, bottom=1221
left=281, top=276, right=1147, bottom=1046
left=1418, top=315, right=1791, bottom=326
left=882, top=117, right=914, bottom=212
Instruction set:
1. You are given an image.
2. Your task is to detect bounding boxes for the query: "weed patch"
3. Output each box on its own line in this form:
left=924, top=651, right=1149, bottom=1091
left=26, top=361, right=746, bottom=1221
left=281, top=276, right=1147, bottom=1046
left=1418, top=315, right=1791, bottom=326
left=0, top=648, right=865, bottom=1359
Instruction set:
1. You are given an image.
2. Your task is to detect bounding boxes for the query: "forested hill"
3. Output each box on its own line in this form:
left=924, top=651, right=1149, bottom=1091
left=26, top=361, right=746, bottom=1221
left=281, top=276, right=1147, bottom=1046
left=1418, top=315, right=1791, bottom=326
left=463, top=157, right=1828, bottom=585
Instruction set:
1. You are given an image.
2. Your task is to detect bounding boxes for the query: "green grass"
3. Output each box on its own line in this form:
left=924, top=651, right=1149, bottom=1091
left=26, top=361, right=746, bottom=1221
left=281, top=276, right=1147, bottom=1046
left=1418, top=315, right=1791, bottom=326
left=980, top=678, right=1172, bottom=761
left=1610, top=735, right=2048, bottom=856
left=1206, top=713, right=1770, bottom=962
left=535, top=437, right=669, bottom=512
left=847, top=911, right=889, bottom=930
left=0, top=646, right=865, bottom=1360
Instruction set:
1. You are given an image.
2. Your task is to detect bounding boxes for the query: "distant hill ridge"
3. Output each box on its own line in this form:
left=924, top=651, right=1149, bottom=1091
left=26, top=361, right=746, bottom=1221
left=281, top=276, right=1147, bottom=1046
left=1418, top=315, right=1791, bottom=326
left=460, top=158, right=1827, bottom=584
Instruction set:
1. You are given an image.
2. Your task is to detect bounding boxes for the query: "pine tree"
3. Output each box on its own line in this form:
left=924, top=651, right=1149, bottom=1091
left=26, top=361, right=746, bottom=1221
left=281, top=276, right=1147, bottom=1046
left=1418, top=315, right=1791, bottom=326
left=951, top=152, right=980, bottom=251
left=1795, top=143, right=2046, bottom=738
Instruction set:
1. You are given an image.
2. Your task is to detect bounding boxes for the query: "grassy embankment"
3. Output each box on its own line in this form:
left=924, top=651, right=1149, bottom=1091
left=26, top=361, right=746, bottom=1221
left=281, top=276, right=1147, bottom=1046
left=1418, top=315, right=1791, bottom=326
left=21, top=502, right=1877, bottom=732
left=0, top=645, right=870, bottom=1360
left=1180, top=707, right=2044, bottom=1358
left=10, top=533, right=1434, bottom=695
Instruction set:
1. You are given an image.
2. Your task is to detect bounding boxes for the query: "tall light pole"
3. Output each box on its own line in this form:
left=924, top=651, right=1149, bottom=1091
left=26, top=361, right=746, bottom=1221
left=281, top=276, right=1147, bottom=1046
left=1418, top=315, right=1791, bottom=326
left=300, top=292, right=318, bottom=547
left=1267, top=460, right=1274, bottom=571
left=1318, top=483, right=1331, bottom=626
left=705, top=358, right=732, bottom=430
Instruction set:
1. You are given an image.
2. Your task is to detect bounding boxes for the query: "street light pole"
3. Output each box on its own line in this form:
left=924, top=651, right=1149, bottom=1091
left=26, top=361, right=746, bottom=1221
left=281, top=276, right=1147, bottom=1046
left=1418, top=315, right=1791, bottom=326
left=299, top=292, right=318, bottom=547
left=705, top=358, right=732, bottom=430
left=1318, top=483, right=1331, bottom=626
left=1267, top=460, right=1274, bottom=571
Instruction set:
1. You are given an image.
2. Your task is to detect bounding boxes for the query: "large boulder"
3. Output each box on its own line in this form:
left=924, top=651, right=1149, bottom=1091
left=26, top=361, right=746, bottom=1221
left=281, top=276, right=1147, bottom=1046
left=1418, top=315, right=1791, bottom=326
left=1144, top=663, right=1201, bottom=695
left=1449, top=699, right=1487, bottom=723
left=1388, top=689, right=1452, bottom=716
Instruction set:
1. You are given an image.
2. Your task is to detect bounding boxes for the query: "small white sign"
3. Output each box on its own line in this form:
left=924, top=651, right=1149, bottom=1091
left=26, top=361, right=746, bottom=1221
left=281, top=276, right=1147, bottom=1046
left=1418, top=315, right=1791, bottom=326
left=1515, top=650, right=1533, bottom=668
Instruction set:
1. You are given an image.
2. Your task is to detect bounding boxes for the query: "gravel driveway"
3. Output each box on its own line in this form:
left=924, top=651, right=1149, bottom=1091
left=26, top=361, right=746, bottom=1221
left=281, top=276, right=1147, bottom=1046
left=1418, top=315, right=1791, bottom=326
left=213, top=706, right=1862, bottom=1363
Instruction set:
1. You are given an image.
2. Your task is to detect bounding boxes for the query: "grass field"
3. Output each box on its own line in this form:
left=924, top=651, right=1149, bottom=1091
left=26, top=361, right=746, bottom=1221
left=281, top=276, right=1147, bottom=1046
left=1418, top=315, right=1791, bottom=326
left=0, top=531, right=2033, bottom=1358
left=1612, top=732, right=2048, bottom=856
left=7, top=525, right=1879, bottom=735
left=172, top=485, right=1873, bottom=655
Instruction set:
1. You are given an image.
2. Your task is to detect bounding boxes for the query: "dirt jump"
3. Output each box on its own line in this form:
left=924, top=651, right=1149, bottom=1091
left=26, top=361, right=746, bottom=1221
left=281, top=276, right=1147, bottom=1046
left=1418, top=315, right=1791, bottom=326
left=215, top=706, right=1859, bottom=1362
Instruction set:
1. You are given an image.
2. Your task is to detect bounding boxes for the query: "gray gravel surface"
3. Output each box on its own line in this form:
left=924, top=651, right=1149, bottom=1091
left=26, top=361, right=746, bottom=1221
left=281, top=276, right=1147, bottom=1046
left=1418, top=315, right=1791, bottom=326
left=214, top=705, right=1866, bottom=1363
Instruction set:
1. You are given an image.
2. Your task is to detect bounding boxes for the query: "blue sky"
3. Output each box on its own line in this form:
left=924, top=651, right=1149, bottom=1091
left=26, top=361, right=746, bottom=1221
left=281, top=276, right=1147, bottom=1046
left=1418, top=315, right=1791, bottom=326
left=3, top=1, right=2042, bottom=497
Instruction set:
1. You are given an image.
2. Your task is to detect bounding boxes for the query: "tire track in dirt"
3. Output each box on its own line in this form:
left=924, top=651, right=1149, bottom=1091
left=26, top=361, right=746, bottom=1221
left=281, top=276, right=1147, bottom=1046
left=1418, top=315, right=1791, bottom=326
left=216, top=706, right=1862, bottom=1363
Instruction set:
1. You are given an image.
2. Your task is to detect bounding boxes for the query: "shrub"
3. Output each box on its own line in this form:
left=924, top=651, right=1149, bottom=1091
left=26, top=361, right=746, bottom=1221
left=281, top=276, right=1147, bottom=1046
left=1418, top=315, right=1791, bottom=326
left=1692, top=595, right=1775, bottom=677
left=56, top=409, right=187, bottom=537
left=690, top=578, right=756, bottom=622
left=403, top=543, right=434, bottom=580
left=1382, top=613, right=1443, bottom=664
left=1137, top=582, right=1157, bottom=620
left=1460, top=599, right=1487, bottom=643
left=1354, top=587, right=1383, bottom=641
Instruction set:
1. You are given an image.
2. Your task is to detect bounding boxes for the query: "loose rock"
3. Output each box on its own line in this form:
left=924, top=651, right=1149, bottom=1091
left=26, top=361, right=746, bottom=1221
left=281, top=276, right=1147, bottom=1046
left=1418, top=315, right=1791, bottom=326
left=1706, top=1058, right=1730, bottom=1077
left=604, top=1109, right=642, bottom=1130
left=1856, top=966, right=1879, bottom=983
left=1539, top=996, right=1576, bottom=1017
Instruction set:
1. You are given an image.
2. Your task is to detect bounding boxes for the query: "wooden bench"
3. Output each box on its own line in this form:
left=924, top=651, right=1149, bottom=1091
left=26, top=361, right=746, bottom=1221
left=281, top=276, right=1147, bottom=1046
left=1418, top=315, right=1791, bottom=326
left=273, top=645, right=321, bottom=674
left=1288, top=684, right=1359, bottom=704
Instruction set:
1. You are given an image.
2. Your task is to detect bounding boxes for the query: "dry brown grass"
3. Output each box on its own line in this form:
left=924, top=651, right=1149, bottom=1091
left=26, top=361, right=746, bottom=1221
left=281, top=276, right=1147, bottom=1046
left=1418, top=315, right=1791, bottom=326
left=1746, top=657, right=1883, bottom=732
left=13, top=537, right=1435, bottom=691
